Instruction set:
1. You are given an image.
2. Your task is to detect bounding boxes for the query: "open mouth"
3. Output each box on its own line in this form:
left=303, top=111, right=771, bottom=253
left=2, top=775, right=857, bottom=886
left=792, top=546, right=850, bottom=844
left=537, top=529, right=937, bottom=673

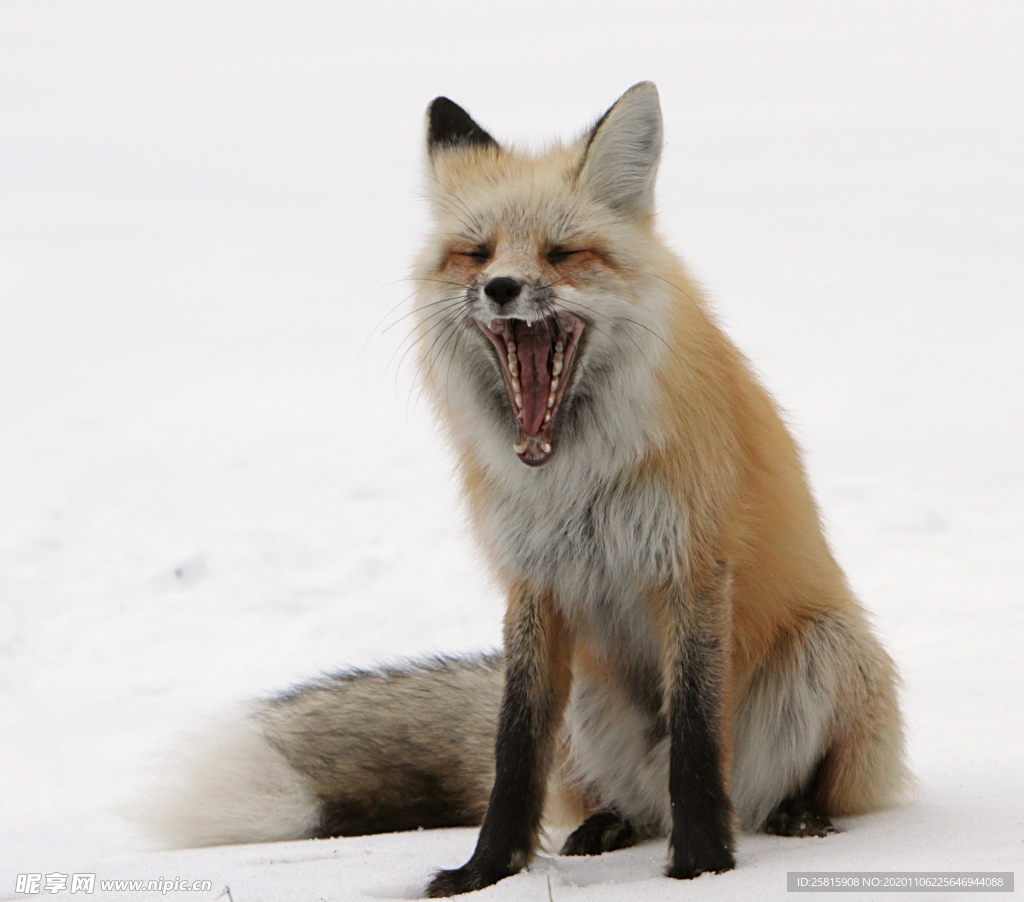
left=478, top=311, right=586, bottom=466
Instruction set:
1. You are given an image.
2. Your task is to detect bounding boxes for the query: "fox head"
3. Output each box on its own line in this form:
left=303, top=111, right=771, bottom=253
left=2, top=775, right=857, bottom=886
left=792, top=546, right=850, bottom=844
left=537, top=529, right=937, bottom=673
left=413, top=83, right=675, bottom=472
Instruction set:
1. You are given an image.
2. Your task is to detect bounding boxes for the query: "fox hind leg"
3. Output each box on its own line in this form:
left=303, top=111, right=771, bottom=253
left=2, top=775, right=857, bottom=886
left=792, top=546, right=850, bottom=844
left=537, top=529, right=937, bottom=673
left=812, top=648, right=908, bottom=820
left=733, top=606, right=908, bottom=834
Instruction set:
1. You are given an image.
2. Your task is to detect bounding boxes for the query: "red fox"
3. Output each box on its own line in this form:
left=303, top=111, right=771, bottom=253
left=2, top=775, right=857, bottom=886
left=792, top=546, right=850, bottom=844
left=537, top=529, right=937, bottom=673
left=141, top=83, right=908, bottom=897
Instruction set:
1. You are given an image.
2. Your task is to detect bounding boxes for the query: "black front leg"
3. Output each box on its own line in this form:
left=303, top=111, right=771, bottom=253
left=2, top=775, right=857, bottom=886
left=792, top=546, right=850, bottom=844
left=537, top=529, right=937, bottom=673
left=664, top=575, right=736, bottom=879
left=426, top=588, right=571, bottom=897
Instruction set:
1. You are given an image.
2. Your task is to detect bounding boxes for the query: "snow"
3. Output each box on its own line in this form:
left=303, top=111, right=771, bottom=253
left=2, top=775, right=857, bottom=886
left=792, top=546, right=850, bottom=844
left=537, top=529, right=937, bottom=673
left=1, top=2, right=1021, bottom=899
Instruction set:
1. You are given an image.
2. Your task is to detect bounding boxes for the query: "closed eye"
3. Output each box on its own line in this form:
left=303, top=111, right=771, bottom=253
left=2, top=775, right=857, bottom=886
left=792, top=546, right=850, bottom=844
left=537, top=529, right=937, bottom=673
left=546, top=248, right=579, bottom=264
left=462, top=249, right=490, bottom=264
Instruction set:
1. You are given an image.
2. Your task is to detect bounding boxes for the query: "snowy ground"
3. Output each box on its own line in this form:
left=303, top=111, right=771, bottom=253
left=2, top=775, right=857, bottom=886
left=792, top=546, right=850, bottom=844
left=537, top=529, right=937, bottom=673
left=1, top=3, right=1022, bottom=900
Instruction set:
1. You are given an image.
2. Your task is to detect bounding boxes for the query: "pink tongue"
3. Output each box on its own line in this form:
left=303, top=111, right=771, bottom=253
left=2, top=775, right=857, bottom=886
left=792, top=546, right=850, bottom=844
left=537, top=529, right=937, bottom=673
left=513, top=321, right=552, bottom=435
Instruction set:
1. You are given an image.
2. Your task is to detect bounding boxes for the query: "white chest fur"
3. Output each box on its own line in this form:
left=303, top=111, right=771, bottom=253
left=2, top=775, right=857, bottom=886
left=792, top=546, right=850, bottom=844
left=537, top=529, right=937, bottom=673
left=476, top=454, right=687, bottom=666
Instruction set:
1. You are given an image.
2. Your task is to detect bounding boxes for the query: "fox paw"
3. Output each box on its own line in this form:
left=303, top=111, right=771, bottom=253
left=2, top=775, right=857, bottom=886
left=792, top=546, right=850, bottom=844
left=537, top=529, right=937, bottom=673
left=561, top=812, right=638, bottom=856
left=764, top=798, right=837, bottom=838
left=667, top=841, right=735, bottom=880
left=426, top=863, right=509, bottom=897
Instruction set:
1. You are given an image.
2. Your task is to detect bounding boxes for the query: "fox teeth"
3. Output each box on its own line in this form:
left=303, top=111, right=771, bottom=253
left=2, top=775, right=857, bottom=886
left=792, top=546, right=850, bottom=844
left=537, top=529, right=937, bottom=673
left=513, top=440, right=528, bottom=453
left=514, top=391, right=523, bottom=409
left=543, top=411, right=551, bottom=424
left=547, top=392, right=555, bottom=408
left=512, top=377, right=521, bottom=393
left=540, top=442, right=552, bottom=454
left=508, top=355, right=518, bottom=376
left=550, top=377, right=559, bottom=392
left=507, top=340, right=516, bottom=353
left=555, top=340, right=564, bottom=353
left=552, top=357, right=563, bottom=376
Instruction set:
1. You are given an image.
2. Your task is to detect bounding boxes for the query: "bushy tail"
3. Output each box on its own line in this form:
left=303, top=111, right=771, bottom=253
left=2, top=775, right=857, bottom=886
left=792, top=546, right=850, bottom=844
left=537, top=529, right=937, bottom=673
left=137, top=654, right=503, bottom=848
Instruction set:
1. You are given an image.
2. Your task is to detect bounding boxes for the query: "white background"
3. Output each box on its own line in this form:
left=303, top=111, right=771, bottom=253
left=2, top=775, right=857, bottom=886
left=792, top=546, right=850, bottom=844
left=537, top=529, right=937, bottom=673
left=1, top=2, right=1021, bottom=899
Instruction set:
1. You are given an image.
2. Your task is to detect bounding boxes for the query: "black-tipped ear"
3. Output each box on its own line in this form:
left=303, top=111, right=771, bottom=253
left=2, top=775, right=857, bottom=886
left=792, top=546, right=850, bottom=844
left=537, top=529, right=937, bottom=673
left=427, top=97, right=498, bottom=155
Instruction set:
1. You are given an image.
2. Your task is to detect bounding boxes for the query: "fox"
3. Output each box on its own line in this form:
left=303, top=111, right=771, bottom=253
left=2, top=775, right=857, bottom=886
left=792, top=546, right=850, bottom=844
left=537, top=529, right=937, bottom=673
left=140, top=83, right=908, bottom=896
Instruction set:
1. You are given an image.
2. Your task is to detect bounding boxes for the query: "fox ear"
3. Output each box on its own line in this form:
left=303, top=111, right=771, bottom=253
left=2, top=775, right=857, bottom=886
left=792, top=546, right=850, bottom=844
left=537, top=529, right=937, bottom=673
left=426, top=97, right=498, bottom=157
left=578, top=82, right=663, bottom=215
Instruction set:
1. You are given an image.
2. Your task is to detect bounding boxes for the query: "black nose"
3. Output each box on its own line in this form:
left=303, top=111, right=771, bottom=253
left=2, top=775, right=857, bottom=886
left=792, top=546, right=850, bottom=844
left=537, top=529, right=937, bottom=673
left=484, top=277, right=522, bottom=306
